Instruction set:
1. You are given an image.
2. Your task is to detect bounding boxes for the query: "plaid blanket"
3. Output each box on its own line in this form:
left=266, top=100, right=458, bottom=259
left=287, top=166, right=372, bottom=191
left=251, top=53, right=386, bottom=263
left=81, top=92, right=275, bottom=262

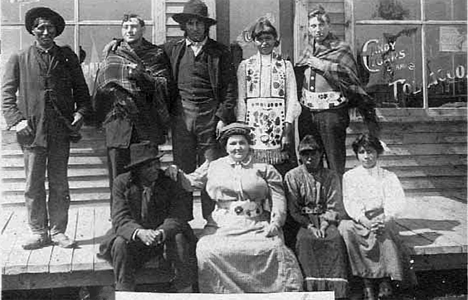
left=94, top=39, right=171, bottom=127
left=297, top=33, right=379, bottom=129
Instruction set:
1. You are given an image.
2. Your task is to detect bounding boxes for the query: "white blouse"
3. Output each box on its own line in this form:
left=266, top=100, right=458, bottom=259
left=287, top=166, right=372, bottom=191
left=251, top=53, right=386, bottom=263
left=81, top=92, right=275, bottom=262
left=342, top=165, right=406, bottom=222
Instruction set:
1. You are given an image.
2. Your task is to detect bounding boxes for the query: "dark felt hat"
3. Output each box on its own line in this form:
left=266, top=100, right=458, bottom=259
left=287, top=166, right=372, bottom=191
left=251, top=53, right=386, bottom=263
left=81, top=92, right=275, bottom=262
left=124, top=141, right=164, bottom=171
left=172, top=0, right=216, bottom=26
left=298, top=135, right=323, bottom=153
left=25, top=7, right=65, bottom=36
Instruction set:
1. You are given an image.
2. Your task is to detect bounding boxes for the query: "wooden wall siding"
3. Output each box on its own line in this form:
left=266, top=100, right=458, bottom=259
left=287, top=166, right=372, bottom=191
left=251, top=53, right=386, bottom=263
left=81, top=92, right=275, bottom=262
left=165, top=0, right=216, bottom=42
left=293, top=0, right=345, bottom=63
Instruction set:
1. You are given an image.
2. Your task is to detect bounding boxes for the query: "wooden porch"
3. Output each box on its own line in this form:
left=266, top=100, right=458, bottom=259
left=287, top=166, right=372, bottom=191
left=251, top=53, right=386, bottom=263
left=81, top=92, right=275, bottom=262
left=1, top=195, right=466, bottom=291
left=1, top=111, right=467, bottom=292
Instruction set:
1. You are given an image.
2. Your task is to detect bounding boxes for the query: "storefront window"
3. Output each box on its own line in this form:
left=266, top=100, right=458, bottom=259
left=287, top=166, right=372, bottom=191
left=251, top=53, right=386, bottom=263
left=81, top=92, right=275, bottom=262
left=0, top=0, right=161, bottom=92
left=354, top=0, right=420, bottom=21
left=426, top=25, right=467, bottom=107
left=425, top=0, right=466, bottom=21
left=356, top=25, right=423, bottom=108
left=1, top=0, right=74, bottom=23
left=353, top=0, right=467, bottom=108
left=79, top=0, right=152, bottom=20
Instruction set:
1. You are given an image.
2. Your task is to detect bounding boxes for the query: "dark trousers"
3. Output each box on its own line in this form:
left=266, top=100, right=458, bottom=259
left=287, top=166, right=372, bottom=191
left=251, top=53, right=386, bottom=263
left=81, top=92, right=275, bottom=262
left=110, top=232, right=197, bottom=291
left=298, top=105, right=350, bottom=176
left=171, top=98, right=224, bottom=220
left=107, top=147, right=130, bottom=213
left=23, top=132, right=71, bottom=236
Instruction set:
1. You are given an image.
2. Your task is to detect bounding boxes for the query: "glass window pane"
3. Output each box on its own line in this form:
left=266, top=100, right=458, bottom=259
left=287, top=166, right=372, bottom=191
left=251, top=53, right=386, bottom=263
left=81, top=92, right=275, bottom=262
left=356, top=25, right=423, bottom=108
left=1, top=25, right=75, bottom=85
left=0, top=28, right=22, bottom=72
left=426, top=25, right=467, bottom=107
left=1, top=0, right=74, bottom=23
left=354, top=0, right=421, bottom=21
left=425, top=0, right=467, bottom=21
left=79, top=0, right=152, bottom=21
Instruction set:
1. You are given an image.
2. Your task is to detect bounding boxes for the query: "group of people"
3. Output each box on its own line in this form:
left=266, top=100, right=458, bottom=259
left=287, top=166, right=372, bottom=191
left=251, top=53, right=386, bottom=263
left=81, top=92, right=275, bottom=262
left=1, top=0, right=414, bottom=299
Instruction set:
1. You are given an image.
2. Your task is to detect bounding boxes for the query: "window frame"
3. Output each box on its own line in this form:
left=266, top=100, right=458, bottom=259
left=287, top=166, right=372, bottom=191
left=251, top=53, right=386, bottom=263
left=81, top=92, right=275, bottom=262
left=0, top=0, right=167, bottom=53
left=344, top=0, right=467, bottom=110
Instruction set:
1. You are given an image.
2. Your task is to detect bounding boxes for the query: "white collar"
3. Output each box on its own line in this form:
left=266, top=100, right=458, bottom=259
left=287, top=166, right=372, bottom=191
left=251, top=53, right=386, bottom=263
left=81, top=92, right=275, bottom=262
left=186, top=37, right=208, bottom=47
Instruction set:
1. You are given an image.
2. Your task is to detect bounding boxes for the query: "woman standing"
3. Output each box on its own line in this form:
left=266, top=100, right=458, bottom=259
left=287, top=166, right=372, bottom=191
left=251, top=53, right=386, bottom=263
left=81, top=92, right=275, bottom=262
left=339, top=134, right=415, bottom=300
left=236, top=18, right=301, bottom=176
left=166, top=123, right=303, bottom=293
left=284, top=135, right=348, bottom=298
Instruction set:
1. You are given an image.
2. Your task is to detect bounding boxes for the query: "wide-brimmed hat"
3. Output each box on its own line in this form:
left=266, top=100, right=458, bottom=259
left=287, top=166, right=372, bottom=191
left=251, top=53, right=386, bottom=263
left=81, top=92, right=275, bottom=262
left=124, top=141, right=164, bottom=171
left=25, top=7, right=65, bottom=36
left=298, top=135, right=323, bottom=153
left=172, top=0, right=216, bottom=26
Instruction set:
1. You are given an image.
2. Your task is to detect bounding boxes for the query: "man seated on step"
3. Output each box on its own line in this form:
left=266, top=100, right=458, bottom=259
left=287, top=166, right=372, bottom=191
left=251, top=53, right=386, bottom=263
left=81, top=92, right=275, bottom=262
left=97, top=141, right=197, bottom=292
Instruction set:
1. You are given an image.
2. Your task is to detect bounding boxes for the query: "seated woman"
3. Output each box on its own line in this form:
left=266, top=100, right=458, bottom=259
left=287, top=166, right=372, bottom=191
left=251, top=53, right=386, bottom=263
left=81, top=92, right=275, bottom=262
left=166, top=122, right=303, bottom=293
left=284, top=135, right=348, bottom=299
left=339, top=134, right=415, bottom=300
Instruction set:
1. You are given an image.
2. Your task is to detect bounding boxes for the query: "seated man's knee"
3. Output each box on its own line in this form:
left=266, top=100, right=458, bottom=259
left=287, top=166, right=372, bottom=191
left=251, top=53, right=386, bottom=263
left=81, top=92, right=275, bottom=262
left=111, top=236, right=130, bottom=259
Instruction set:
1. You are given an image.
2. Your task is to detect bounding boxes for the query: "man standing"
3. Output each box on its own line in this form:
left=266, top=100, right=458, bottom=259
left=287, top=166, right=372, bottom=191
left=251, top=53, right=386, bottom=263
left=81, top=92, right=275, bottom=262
left=165, top=0, right=237, bottom=220
left=2, top=7, right=91, bottom=249
left=295, top=6, right=379, bottom=176
left=94, top=14, right=173, bottom=213
left=98, top=141, right=197, bottom=292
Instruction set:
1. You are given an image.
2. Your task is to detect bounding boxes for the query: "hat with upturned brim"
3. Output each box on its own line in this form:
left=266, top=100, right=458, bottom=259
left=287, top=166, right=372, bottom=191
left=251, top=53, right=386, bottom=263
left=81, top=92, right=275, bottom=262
left=172, top=0, right=216, bottom=26
left=25, top=7, right=65, bottom=37
left=218, top=122, right=253, bottom=145
left=124, top=141, right=164, bottom=171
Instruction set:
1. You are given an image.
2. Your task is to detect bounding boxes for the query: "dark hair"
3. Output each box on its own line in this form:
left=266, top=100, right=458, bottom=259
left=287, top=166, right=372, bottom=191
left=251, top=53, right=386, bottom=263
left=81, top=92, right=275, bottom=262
left=352, top=133, right=384, bottom=157
left=250, top=18, right=278, bottom=41
left=308, top=6, right=330, bottom=24
left=122, top=14, right=145, bottom=27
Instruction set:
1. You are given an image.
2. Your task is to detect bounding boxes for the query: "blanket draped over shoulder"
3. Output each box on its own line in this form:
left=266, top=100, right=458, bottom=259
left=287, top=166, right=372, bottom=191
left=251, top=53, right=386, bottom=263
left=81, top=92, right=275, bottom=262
left=297, top=33, right=379, bottom=132
left=94, top=39, right=171, bottom=128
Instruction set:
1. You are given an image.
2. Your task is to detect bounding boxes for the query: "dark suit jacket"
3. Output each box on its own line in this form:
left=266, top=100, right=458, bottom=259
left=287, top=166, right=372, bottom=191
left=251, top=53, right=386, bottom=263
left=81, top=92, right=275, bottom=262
left=2, top=44, right=91, bottom=147
left=163, top=38, right=237, bottom=123
left=98, top=169, right=193, bottom=260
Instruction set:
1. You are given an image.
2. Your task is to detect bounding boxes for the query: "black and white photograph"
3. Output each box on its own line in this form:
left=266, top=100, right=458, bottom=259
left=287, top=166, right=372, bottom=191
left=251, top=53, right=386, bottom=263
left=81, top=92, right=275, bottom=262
left=0, top=0, right=466, bottom=299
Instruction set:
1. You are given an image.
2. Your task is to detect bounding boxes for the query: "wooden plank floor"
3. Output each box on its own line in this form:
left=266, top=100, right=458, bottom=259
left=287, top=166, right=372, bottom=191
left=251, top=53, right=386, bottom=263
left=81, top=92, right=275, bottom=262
left=1, top=196, right=466, bottom=290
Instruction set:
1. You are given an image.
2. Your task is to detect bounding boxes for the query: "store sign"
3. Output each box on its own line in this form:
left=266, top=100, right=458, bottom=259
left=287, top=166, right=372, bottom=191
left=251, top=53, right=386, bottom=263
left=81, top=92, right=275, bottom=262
left=360, top=37, right=467, bottom=102
left=360, top=39, right=414, bottom=74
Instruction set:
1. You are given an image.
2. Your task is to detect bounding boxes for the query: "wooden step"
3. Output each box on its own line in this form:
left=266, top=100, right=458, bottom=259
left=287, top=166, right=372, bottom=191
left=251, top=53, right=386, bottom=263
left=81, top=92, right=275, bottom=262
left=2, top=168, right=109, bottom=180
left=2, top=178, right=110, bottom=192
left=347, top=120, right=467, bottom=134
left=345, top=155, right=466, bottom=168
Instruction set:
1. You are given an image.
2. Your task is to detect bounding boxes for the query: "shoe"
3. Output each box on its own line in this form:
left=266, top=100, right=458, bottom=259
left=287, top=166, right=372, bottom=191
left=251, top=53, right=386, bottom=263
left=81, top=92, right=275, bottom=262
left=378, top=279, right=393, bottom=299
left=51, top=233, right=76, bottom=248
left=22, top=233, right=50, bottom=250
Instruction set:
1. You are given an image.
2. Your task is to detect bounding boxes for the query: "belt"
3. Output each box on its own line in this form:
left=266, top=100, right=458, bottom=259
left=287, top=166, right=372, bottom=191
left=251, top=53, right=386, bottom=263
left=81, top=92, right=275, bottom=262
left=217, top=199, right=265, bottom=218
left=301, top=89, right=347, bottom=110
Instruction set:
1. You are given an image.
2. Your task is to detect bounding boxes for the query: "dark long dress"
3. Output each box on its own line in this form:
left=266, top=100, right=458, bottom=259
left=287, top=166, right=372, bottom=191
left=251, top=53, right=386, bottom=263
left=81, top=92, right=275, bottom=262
left=284, top=165, right=348, bottom=298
